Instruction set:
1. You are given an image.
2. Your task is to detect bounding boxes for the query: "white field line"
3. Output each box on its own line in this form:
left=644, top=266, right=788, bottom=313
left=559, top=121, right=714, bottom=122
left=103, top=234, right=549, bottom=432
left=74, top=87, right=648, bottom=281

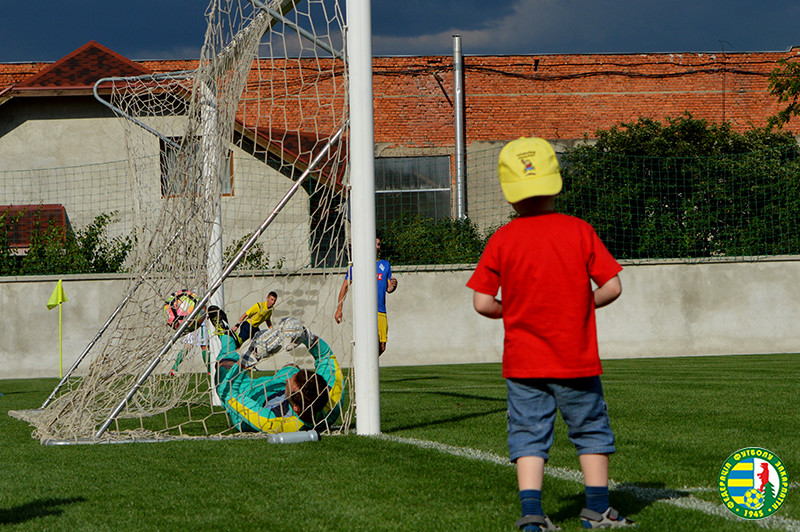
left=375, top=434, right=800, bottom=531
left=382, top=386, right=500, bottom=392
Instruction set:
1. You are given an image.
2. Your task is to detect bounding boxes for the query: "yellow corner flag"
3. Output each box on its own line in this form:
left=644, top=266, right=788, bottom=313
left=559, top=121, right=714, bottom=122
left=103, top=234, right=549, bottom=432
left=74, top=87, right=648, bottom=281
left=47, top=280, right=69, bottom=378
left=47, top=279, right=69, bottom=310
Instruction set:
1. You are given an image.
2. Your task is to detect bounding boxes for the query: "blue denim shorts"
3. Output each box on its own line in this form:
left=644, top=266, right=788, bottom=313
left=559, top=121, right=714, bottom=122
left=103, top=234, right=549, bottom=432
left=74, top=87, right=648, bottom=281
left=506, top=376, right=616, bottom=462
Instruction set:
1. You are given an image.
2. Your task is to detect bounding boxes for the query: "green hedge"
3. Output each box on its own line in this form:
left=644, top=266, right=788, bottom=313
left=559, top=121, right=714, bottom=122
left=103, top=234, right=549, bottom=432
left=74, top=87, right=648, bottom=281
left=378, top=215, right=488, bottom=266
left=0, top=211, right=133, bottom=276
left=556, top=115, right=800, bottom=260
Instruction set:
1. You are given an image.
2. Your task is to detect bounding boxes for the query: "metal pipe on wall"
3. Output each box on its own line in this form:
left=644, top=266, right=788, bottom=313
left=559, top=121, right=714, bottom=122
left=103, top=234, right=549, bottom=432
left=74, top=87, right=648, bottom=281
left=453, top=35, right=467, bottom=220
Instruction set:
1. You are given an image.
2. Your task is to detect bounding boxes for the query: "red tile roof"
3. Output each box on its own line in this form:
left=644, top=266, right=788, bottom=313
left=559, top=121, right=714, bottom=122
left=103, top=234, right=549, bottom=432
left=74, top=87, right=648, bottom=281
left=16, top=41, right=151, bottom=89
left=250, top=126, right=347, bottom=188
left=0, top=42, right=343, bottom=184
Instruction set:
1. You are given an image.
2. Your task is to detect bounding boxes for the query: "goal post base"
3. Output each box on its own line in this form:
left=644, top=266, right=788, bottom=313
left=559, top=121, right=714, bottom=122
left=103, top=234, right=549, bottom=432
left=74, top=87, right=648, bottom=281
left=37, top=430, right=322, bottom=446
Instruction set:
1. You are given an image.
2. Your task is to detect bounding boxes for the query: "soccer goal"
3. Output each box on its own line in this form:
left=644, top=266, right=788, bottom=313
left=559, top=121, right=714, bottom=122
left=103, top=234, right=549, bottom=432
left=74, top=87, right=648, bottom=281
left=11, top=0, right=378, bottom=444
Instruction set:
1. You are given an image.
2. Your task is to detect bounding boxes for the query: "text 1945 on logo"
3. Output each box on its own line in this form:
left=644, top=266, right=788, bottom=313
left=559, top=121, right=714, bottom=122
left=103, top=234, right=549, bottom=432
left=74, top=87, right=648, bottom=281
left=719, top=447, right=788, bottom=520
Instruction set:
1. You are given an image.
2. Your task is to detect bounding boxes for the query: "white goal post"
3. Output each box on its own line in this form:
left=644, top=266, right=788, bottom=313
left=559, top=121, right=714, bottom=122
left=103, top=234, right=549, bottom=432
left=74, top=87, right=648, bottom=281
left=346, top=0, right=380, bottom=435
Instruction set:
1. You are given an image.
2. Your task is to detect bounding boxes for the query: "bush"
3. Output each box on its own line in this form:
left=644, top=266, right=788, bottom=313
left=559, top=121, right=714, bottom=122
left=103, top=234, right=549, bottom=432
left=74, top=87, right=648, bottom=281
left=223, top=233, right=285, bottom=271
left=0, top=211, right=133, bottom=276
left=378, top=215, right=487, bottom=266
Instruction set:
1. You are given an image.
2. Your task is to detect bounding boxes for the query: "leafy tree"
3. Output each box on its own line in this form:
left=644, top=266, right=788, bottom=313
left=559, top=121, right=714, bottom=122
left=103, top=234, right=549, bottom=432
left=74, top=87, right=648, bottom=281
left=0, top=211, right=22, bottom=275
left=73, top=212, right=134, bottom=273
left=768, top=59, right=800, bottom=128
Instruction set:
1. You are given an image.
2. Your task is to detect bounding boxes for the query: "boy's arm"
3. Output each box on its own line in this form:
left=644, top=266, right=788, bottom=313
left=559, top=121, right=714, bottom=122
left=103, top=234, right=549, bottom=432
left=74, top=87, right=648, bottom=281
left=594, top=275, right=622, bottom=308
left=473, top=291, right=503, bottom=319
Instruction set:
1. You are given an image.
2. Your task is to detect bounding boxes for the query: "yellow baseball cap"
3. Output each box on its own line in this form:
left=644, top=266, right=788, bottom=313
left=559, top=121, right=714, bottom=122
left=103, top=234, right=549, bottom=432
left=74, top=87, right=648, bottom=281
left=497, top=137, right=562, bottom=203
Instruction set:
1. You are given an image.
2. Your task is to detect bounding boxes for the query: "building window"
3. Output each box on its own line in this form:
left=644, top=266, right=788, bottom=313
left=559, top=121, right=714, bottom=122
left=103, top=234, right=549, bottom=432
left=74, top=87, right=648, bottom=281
left=374, top=156, right=451, bottom=224
left=160, top=137, right=233, bottom=197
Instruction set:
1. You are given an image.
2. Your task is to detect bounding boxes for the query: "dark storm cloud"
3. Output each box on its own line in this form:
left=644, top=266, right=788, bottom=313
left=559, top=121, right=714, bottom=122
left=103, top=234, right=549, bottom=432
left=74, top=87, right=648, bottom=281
left=0, top=0, right=206, bottom=62
left=1, top=0, right=800, bottom=62
left=371, top=0, right=800, bottom=56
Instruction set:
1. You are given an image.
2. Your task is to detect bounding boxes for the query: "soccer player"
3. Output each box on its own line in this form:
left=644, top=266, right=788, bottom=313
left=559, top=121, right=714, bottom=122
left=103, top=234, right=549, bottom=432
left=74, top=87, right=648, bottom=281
left=170, top=321, right=210, bottom=376
left=334, top=237, right=398, bottom=355
left=467, top=137, right=634, bottom=530
left=209, top=310, right=343, bottom=433
left=234, top=291, right=278, bottom=343
left=207, top=305, right=242, bottom=356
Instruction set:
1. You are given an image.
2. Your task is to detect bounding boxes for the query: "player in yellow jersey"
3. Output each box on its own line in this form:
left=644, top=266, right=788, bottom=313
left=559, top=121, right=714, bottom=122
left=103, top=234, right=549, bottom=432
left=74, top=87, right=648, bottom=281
left=234, top=291, right=278, bottom=344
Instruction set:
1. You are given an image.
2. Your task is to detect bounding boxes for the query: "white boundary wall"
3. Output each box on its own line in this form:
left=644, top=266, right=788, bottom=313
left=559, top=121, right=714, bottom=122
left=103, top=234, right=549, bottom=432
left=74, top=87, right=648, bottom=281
left=2, top=260, right=799, bottom=379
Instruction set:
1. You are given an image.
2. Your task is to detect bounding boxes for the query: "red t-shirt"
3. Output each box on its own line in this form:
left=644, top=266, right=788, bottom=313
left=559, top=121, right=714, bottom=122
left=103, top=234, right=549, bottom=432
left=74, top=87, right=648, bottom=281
left=467, top=213, right=622, bottom=379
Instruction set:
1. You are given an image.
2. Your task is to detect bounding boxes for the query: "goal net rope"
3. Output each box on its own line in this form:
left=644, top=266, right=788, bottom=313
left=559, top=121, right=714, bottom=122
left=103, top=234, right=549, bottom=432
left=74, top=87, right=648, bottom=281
left=20, top=0, right=352, bottom=443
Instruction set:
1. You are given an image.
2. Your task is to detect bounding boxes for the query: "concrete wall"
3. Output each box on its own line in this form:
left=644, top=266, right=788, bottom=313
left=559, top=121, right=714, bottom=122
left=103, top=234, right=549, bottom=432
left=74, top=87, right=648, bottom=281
left=2, top=259, right=799, bottom=379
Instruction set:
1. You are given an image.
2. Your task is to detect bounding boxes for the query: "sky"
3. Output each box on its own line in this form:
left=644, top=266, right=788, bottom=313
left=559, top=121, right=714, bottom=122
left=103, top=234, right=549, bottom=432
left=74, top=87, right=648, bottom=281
left=1, top=0, right=800, bottom=62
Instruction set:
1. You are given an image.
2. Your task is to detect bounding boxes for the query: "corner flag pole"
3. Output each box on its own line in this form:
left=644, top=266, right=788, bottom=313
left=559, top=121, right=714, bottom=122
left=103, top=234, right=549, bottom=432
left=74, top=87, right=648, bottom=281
left=47, top=280, right=69, bottom=378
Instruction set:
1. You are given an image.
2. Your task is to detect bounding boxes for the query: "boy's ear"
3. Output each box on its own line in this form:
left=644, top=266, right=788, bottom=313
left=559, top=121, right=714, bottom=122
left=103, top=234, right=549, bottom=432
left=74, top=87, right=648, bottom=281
left=291, top=402, right=301, bottom=414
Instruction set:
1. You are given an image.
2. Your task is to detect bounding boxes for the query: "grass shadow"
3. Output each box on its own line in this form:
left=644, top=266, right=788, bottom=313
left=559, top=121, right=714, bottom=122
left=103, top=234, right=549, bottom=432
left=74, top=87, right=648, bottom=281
left=381, top=375, right=441, bottom=384
left=385, top=405, right=507, bottom=432
left=0, top=497, right=86, bottom=525
left=552, top=481, right=689, bottom=522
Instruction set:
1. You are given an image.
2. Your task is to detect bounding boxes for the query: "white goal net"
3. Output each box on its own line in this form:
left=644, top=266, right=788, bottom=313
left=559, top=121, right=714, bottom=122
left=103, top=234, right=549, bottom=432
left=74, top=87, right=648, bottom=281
left=16, top=0, right=353, bottom=443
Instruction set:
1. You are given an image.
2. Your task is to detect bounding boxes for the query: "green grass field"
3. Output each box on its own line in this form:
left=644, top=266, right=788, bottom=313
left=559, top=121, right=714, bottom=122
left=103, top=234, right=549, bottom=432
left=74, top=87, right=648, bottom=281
left=1, top=354, right=797, bottom=531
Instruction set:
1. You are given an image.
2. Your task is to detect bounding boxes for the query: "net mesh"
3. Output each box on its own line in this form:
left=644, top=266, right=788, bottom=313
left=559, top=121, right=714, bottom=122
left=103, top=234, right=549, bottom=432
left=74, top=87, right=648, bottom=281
left=462, top=142, right=800, bottom=265
left=20, top=0, right=352, bottom=443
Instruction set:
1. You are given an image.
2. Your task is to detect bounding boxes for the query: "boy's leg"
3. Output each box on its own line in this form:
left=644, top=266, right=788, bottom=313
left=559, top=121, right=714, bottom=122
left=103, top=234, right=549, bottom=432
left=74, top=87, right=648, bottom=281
left=580, top=453, right=610, bottom=513
left=377, top=312, right=388, bottom=356
left=238, top=321, right=253, bottom=343
left=517, top=457, right=549, bottom=528
left=170, top=349, right=186, bottom=376
left=579, top=453, right=609, bottom=487
left=516, top=455, right=546, bottom=490
left=507, top=379, right=560, bottom=530
left=201, top=347, right=210, bottom=374
left=553, top=377, right=634, bottom=527
left=552, top=376, right=616, bottom=460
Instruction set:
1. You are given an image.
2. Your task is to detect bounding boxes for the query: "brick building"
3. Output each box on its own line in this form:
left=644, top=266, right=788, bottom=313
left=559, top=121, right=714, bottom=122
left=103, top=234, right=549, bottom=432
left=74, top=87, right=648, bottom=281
left=1, top=42, right=799, bottom=238
left=4, top=44, right=799, bottom=148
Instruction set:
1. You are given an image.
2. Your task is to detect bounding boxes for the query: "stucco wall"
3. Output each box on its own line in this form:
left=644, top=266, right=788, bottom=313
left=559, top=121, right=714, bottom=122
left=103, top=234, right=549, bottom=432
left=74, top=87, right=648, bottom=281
left=2, top=259, right=798, bottom=379
left=0, top=101, right=313, bottom=267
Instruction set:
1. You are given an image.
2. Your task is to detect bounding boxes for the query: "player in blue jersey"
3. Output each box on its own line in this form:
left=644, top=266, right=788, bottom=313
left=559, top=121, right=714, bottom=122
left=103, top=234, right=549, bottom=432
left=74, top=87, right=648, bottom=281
left=334, top=237, right=398, bottom=355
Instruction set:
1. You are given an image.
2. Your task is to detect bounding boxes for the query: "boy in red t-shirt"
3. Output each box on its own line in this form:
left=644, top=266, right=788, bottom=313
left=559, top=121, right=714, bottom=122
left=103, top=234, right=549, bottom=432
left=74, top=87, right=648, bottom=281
left=467, top=137, right=635, bottom=530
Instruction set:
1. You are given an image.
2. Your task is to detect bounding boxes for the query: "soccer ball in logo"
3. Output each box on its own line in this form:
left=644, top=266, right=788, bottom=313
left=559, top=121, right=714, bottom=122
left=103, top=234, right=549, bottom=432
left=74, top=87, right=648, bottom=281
left=164, top=289, right=204, bottom=332
left=742, top=488, right=764, bottom=510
